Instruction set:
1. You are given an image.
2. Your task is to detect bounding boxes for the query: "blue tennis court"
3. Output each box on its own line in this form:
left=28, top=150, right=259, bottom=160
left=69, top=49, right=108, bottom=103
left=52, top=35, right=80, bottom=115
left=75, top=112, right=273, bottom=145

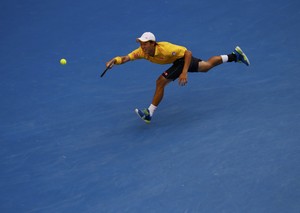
left=1, top=0, right=299, bottom=212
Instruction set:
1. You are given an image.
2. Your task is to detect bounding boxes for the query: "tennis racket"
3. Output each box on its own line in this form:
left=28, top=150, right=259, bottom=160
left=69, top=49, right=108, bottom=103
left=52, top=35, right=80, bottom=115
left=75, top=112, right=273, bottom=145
left=100, top=61, right=114, bottom=78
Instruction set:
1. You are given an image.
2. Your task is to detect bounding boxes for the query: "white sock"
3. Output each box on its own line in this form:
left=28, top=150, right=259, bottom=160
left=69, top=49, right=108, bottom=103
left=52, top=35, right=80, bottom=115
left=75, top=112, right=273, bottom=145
left=221, top=55, right=228, bottom=63
left=148, top=104, right=157, bottom=117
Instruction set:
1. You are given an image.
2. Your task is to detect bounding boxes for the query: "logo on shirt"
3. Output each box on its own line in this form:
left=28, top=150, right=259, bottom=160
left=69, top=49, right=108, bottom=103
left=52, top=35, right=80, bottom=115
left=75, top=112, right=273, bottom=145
left=172, top=52, right=176, bottom=56
left=133, top=53, right=140, bottom=58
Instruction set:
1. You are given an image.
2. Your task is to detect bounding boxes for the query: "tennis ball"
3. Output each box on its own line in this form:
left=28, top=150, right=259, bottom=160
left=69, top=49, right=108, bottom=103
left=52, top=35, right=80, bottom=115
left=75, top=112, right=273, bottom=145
left=60, top=58, right=67, bottom=65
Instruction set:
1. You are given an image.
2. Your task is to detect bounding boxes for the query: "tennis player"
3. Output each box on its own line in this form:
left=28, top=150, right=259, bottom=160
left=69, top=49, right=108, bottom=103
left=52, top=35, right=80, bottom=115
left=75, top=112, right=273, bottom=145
left=106, top=32, right=250, bottom=123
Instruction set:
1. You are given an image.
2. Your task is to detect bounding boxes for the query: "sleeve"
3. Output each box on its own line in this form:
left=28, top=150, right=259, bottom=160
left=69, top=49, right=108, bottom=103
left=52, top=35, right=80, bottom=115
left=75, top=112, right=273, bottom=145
left=128, top=47, right=145, bottom=61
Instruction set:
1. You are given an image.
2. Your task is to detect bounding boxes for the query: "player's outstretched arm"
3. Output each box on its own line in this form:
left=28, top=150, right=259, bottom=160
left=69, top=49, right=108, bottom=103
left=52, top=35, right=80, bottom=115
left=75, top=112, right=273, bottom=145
left=106, top=55, right=130, bottom=69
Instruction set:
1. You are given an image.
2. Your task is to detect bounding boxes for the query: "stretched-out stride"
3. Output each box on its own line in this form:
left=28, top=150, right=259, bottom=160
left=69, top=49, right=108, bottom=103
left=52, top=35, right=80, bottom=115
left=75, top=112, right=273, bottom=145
left=106, top=32, right=250, bottom=123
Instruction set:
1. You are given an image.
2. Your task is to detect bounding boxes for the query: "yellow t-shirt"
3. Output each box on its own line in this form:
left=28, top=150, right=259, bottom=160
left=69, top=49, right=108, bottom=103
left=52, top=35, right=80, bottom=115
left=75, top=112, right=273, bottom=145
left=128, top=41, right=187, bottom=64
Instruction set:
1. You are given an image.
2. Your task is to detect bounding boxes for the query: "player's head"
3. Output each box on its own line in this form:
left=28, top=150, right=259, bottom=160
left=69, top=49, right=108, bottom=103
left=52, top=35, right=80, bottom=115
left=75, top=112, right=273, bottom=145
left=136, top=32, right=156, bottom=56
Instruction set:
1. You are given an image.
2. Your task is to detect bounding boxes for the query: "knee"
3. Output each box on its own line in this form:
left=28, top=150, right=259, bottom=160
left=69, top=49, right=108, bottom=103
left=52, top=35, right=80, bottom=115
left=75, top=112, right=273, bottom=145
left=198, top=61, right=212, bottom=72
left=156, top=76, right=169, bottom=88
left=200, top=68, right=210, bottom=73
left=156, top=76, right=164, bottom=87
left=199, top=65, right=211, bottom=73
left=199, top=56, right=222, bottom=72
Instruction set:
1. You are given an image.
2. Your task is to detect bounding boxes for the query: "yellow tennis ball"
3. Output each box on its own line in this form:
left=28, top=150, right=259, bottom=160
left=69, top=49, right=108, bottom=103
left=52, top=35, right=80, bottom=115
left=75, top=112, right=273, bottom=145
left=60, top=58, right=67, bottom=65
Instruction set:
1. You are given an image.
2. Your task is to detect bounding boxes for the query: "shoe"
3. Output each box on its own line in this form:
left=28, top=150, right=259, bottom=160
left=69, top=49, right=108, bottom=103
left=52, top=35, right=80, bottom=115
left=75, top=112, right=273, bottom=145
left=135, top=108, right=151, bottom=124
left=233, top=46, right=250, bottom=66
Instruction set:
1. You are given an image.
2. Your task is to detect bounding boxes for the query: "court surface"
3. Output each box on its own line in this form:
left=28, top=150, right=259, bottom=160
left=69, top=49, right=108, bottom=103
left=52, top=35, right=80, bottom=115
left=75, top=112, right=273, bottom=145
left=1, top=0, right=299, bottom=212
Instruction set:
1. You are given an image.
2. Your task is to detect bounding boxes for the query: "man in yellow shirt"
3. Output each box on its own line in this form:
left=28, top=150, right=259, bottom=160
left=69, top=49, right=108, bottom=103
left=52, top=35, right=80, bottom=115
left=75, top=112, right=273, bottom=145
left=106, top=32, right=250, bottom=123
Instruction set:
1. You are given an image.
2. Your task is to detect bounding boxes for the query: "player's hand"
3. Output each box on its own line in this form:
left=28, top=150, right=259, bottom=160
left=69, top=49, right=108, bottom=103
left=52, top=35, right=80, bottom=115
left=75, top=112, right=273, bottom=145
left=106, top=59, right=115, bottom=69
left=179, top=73, right=188, bottom=86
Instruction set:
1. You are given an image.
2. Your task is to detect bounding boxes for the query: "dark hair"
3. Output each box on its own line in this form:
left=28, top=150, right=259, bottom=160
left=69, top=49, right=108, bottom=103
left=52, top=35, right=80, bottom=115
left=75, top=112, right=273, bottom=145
left=149, top=40, right=156, bottom=45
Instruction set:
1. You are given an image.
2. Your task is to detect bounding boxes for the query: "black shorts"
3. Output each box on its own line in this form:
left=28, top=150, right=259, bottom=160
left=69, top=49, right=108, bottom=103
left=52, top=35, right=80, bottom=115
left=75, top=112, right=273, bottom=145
left=161, top=57, right=202, bottom=80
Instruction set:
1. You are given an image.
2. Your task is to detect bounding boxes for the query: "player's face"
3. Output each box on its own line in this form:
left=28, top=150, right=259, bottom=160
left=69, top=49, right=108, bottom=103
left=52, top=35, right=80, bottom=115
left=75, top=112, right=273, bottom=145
left=139, top=41, right=155, bottom=56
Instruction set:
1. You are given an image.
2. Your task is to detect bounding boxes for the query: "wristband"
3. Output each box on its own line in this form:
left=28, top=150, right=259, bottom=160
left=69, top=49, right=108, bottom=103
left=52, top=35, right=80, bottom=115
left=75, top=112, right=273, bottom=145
left=114, top=56, right=122, bottom=65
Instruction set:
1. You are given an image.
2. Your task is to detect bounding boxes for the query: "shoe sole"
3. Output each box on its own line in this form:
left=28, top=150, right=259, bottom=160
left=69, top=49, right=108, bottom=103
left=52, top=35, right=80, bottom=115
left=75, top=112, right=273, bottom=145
left=235, top=46, right=250, bottom=66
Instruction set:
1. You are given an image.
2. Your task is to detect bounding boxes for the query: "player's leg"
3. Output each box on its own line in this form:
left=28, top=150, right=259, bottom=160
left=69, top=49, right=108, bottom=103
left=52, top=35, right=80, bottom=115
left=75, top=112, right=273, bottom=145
left=146, top=63, right=181, bottom=116
left=197, top=46, right=250, bottom=72
left=198, top=56, right=223, bottom=72
left=135, top=76, right=171, bottom=123
left=152, top=75, right=172, bottom=106
left=135, top=62, right=181, bottom=123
